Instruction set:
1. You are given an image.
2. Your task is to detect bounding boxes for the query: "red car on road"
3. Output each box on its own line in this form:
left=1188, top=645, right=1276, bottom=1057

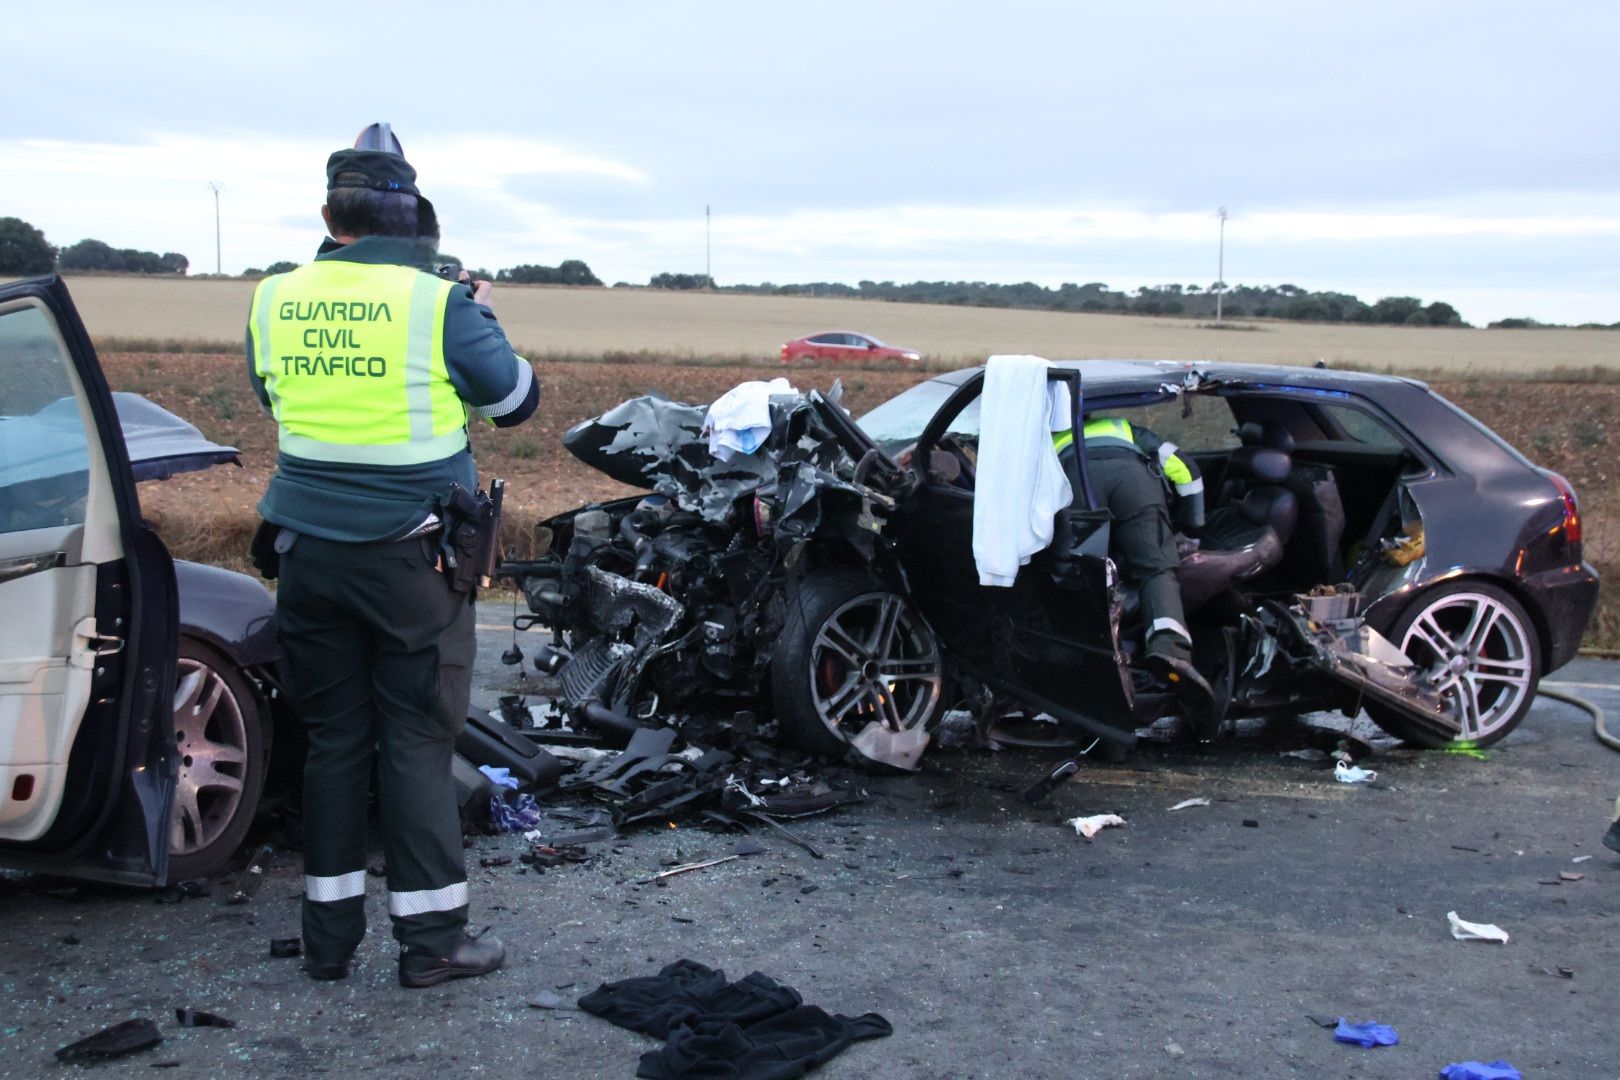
left=780, top=331, right=921, bottom=365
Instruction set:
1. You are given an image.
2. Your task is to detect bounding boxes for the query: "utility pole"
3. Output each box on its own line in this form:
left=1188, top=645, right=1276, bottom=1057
left=207, top=181, right=224, bottom=275
left=705, top=204, right=712, bottom=289
left=1215, top=206, right=1228, bottom=323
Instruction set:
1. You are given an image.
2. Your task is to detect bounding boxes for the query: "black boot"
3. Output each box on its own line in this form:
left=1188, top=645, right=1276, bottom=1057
left=304, top=958, right=349, bottom=981
left=1604, top=818, right=1620, bottom=855
left=1146, top=653, right=1217, bottom=735
left=399, top=933, right=505, bottom=989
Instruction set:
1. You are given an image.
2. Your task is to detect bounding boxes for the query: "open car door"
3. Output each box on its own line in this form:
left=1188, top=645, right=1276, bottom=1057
left=0, top=277, right=178, bottom=886
left=898, top=366, right=1138, bottom=745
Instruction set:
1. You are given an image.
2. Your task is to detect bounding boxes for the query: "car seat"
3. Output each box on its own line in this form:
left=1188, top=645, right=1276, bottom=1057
left=1177, top=439, right=1298, bottom=610
left=1221, top=421, right=1347, bottom=585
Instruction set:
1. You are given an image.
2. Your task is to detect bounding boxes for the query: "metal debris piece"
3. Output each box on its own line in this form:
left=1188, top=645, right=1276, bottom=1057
left=226, top=845, right=275, bottom=905
left=174, top=1008, right=235, bottom=1029
left=268, top=937, right=302, bottom=959
left=54, top=1018, right=163, bottom=1064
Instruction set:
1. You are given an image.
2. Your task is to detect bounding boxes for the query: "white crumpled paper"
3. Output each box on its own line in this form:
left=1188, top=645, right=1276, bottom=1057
left=1066, top=814, right=1126, bottom=839
left=1334, top=761, right=1378, bottom=784
left=1447, top=910, right=1510, bottom=943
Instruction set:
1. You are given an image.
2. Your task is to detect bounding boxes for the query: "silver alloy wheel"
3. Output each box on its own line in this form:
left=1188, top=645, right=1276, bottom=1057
left=808, top=592, right=942, bottom=741
left=1398, top=590, right=1535, bottom=742
left=170, top=657, right=250, bottom=857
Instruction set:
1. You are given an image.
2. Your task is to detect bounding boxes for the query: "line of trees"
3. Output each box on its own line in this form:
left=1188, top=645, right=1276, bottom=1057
left=712, top=277, right=1469, bottom=327
left=0, top=217, right=187, bottom=275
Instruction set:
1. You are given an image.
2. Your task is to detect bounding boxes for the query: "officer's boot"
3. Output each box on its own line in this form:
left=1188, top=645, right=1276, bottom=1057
left=399, top=932, right=506, bottom=989
left=1144, top=634, right=1216, bottom=736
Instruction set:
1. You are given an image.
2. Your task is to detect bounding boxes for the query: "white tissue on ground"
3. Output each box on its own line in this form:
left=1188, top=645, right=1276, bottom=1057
left=1447, top=911, right=1510, bottom=943
left=1066, top=814, right=1126, bottom=838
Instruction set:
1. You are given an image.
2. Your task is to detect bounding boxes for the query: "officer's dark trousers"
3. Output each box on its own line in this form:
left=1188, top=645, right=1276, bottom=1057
left=277, top=533, right=476, bottom=964
left=1087, top=451, right=1192, bottom=663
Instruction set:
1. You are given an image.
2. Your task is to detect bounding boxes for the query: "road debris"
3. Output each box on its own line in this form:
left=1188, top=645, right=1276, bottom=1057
left=1558, top=870, right=1584, bottom=882
left=644, top=841, right=765, bottom=883
left=1333, top=1018, right=1398, bottom=1047
left=1168, top=798, right=1210, bottom=811
left=1571, top=854, right=1593, bottom=863
left=1447, top=911, right=1510, bottom=944
left=1334, top=761, right=1378, bottom=784
left=174, top=1008, right=235, bottom=1029
left=225, top=844, right=275, bottom=905
left=1066, top=814, right=1126, bottom=839
left=54, top=1018, right=163, bottom=1064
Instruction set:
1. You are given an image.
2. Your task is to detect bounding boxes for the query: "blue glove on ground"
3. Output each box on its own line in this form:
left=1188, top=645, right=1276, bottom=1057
left=1439, top=1061, right=1521, bottom=1080
left=1333, top=1019, right=1399, bottom=1047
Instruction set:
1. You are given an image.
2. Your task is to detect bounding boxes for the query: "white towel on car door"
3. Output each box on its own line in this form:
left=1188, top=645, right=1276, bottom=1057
left=972, top=354, right=1073, bottom=587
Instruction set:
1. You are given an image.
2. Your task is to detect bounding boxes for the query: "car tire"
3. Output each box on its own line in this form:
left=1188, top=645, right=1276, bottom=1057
left=167, top=637, right=271, bottom=880
left=770, top=569, right=945, bottom=765
left=1367, top=581, right=1541, bottom=748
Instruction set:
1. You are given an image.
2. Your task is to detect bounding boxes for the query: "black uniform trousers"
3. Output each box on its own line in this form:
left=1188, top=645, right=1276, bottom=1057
left=276, top=531, right=476, bottom=964
left=1085, top=449, right=1192, bottom=662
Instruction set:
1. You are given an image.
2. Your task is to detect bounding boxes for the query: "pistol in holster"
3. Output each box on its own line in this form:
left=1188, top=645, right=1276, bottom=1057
left=436, top=478, right=505, bottom=595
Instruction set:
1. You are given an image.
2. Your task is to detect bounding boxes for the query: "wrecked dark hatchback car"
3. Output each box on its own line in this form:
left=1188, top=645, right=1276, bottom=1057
left=507, top=361, right=1598, bottom=770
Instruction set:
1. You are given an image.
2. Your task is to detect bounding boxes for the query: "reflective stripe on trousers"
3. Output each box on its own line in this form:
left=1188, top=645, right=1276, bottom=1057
left=305, top=870, right=367, bottom=903
left=389, top=881, right=469, bottom=918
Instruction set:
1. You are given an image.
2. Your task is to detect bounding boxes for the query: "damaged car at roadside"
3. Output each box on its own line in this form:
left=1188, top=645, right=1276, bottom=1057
left=504, top=359, right=1598, bottom=774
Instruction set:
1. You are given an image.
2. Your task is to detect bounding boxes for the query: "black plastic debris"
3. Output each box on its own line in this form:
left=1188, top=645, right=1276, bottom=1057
left=155, top=878, right=212, bottom=905
left=479, top=855, right=514, bottom=868
left=226, top=845, right=275, bottom=905
left=55, top=1018, right=163, bottom=1064
left=175, top=1008, right=235, bottom=1029
left=456, top=710, right=566, bottom=791
left=268, top=936, right=303, bottom=958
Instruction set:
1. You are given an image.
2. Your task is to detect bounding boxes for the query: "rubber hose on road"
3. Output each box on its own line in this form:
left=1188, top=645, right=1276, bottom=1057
left=1538, top=685, right=1620, bottom=752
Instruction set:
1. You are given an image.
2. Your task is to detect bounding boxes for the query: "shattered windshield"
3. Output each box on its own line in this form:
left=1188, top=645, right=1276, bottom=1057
left=855, top=378, right=957, bottom=453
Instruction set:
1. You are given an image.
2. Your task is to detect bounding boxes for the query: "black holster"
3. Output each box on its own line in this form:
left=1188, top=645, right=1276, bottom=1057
left=435, top=480, right=504, bottom=595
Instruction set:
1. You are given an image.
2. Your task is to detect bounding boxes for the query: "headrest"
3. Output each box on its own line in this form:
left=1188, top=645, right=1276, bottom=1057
left=1229, top=444, right=1291, bottom=484
left=1238, top=420, right=1295, bottom=454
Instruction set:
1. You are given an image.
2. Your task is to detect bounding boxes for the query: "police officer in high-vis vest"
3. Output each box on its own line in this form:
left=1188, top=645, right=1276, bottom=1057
left=1057, top=417, right=1215, bottom=717
left=246, top=125, right=538, bottom=988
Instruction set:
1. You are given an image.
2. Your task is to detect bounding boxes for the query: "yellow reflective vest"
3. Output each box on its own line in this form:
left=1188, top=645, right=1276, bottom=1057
left=249, top=261, right=469, bottom=466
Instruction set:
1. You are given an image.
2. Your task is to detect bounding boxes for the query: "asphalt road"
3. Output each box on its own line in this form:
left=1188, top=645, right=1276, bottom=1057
left=1, top=634, right=1616, bottom=1079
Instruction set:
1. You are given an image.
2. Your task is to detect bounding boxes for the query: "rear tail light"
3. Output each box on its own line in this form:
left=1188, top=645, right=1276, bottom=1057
left=1548, top=472, right=1582, bottom=545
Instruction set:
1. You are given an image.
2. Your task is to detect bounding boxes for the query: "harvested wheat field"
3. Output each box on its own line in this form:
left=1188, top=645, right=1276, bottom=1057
left=34, top=274, right=1620, bottom=372
left=112, top=349, right=1619, bottom=646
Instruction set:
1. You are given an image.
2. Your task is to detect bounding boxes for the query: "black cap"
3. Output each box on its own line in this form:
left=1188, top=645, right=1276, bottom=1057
left=326, top=148, right=419, bottom=196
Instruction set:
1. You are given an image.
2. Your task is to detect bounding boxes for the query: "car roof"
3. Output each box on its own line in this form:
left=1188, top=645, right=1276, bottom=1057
left=924, top=359, right=1425, bottom=395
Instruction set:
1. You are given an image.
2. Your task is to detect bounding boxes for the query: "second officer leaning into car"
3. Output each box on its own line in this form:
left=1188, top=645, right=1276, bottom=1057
left=246, top=124, right=538, bottom=988
left=1057, top=417, right=1215, bottom=723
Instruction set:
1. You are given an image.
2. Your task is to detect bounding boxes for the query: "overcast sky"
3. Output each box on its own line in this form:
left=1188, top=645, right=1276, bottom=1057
left=3, top=1, right=1616, bottom=324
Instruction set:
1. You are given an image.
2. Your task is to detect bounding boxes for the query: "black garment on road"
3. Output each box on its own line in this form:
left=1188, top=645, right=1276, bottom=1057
left=579, top=960, right=892, bottom=1080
